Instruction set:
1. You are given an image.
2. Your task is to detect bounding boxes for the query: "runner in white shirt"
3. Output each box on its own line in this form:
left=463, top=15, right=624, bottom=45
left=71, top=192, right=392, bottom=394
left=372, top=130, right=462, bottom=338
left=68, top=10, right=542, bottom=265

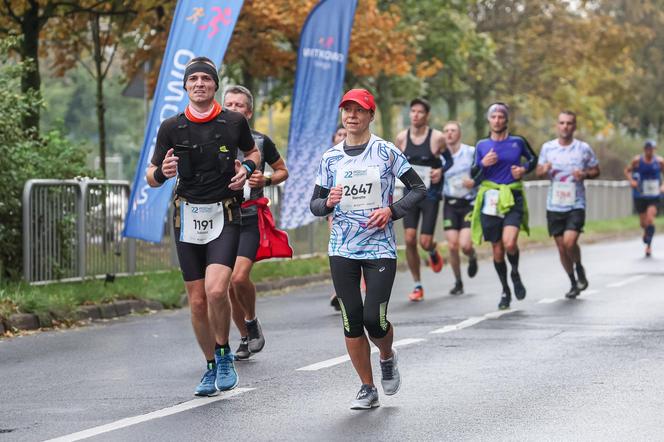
left=536, top=111, right=599, bottom=298
left=441, top=121, right=479, bottom=295
left=310, top=89, right=426, bottom=409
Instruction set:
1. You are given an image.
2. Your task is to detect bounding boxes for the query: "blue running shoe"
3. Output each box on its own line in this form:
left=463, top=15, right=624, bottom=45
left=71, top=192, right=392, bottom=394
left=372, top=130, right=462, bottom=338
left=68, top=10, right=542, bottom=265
left=215, top=348, right=239, bottom=391
left=194, top=362, right=219, bottom=397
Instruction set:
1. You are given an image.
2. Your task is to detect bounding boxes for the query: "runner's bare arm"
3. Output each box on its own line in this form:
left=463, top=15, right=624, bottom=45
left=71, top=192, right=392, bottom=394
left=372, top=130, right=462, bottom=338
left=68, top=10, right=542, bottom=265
left=394, top=130, right=407, bottom=151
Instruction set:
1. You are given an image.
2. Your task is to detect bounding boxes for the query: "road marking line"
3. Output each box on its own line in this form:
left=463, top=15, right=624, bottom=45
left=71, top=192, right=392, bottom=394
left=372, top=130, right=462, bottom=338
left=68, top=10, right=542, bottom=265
left=583, top=289, right=599, bottom=296
left=296, top=338, right=425, bottom=371
left=430, top=309, right=519, bottom=334
left=44, top=388, right=254, bottom=442
left=606, top=275, right=646, bottom=288
left=538, top=298, right=561, bottom=304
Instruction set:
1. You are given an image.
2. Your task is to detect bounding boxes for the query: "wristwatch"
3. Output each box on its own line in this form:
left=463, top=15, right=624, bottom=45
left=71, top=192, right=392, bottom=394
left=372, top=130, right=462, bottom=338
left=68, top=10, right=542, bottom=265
left=265, top=176, right=272, bottom=187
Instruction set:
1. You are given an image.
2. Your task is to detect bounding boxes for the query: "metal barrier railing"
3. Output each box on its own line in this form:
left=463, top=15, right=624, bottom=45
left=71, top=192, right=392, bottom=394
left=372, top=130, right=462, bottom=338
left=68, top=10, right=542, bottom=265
left=21, top=178, right=636, bottom=283
left=23, top=179, right=175, bottom=283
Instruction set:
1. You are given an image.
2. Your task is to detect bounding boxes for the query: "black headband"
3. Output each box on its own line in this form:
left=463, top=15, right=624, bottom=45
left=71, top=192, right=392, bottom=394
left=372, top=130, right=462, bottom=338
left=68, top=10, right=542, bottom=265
left=183, top=61, right=219, bottom=91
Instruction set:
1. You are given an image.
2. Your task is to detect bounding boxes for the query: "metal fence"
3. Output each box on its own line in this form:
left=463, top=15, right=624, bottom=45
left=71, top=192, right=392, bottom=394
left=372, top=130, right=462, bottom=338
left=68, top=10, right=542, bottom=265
left=23, top=179, right=175, bottom=283
left=22, top=178, right=636, bottom=284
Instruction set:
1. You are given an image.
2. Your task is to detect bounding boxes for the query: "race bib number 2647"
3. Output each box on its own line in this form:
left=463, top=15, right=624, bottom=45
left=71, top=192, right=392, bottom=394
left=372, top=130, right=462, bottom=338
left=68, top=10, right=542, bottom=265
left=336, top=166, right=382, bottom=211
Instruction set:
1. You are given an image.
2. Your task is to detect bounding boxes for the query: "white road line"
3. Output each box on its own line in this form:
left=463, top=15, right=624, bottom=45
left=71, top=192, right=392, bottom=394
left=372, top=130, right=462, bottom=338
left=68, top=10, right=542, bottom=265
left=430, top=309, right=519, bottom=334
left=296, top=338, right=425, bottom=371
left=606, top=275, right=646, bottom=288
left=44, top=388, right=254, bottom=442
left=538, top=298, right=561, bottom=304
left=583, top=289, right=600, bottom=296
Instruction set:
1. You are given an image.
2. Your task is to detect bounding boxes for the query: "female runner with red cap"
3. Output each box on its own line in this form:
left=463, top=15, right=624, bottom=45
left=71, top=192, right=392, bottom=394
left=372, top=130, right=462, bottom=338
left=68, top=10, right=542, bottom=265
left=310, top=89, right=426, bottom=409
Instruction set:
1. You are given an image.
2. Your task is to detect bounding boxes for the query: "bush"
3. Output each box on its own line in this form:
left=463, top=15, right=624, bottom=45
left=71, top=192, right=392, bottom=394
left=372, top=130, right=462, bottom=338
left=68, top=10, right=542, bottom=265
left=0, top=37, right=91, bottom=280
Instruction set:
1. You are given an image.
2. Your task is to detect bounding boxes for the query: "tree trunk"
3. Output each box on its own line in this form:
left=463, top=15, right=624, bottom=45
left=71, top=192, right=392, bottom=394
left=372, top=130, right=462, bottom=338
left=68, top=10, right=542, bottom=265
left=91, top=13, right=107, bottom=177
left=473, top=83, right=487, bottom=139
left=20, top=3, right=42, bottom=132
left=447, top=95, right=458, bottom=120
left=376, top=74, right=394, bottom=141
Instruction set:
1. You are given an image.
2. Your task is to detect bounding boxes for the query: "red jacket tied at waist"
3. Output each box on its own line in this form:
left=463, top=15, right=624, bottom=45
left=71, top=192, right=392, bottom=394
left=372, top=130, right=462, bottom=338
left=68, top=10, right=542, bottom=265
left=241, top=197, right=293, bottom=261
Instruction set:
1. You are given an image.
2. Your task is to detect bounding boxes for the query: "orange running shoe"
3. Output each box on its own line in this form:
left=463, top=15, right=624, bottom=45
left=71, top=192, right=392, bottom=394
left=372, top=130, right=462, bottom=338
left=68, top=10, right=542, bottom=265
left=428, top=249, right=444, bottom=273
left=408, top=286, right=424, bottom=302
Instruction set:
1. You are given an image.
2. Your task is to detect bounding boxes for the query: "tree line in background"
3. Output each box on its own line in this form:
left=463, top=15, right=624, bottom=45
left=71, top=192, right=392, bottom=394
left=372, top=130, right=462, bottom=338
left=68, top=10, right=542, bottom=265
left=2, top=0, right=663, bottom=171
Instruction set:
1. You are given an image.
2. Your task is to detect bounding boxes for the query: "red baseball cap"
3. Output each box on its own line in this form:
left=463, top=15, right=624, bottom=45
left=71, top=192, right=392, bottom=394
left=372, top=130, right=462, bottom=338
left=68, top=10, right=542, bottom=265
left=339, top=88, right=376, bottom=112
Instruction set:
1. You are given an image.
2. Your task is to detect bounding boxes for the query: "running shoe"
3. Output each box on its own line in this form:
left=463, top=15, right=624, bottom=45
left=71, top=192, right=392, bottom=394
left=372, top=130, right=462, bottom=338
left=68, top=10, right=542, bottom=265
left=330, top=294, right=341, bottom=311
left=246, top=318, right=265, bottom=353
left=235, top=337, right=251, bottom=360
left=467, top=254, right=478, bottom=278
left=576, top=264, right=588, bottom=291
left=565, top=285, right=580, bottom=299
left=214, top=348, right=238, bottom=391
left=498, top=293, right=511, bottom=310
left=449, top=281, right=464, bottom=295
left=380, top=349, right=401, bottom=396
left=350, top=384, right=380, bottom=410
left=645, top=245, right=652, bottom=258
left=428, top=249, right=444, bottom=273
left=511, top=272, right=526, bottom=300
left=194, top=362, right=219, bottom=397
left=408, top=286, right=424, bottom=302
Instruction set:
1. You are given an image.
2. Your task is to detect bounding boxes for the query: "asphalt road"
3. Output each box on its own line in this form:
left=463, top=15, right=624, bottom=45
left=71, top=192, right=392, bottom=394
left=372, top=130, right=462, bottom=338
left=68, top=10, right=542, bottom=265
left=1, top=235, right=663, bottom=441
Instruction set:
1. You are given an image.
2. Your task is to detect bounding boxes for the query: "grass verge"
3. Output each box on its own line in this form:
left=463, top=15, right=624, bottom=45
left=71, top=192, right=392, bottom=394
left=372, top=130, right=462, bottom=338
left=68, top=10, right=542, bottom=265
left=0, top=215, right=658, bottom=327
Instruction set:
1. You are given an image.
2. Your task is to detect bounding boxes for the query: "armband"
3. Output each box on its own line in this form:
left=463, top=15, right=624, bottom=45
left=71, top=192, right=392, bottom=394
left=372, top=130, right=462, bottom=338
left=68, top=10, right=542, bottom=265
left=153, top=166, right=167, bottom=184
left=241, top=160, right=256, bottom=177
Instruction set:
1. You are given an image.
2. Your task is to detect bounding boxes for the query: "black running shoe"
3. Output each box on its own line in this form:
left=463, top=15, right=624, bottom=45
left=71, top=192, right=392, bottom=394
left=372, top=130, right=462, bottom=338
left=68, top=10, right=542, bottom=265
left=246, top=318, right=265, bottom=353
left=564, top=286, right=580, bottom=299
left=330, top=294, right=341, bottom=311
left=511, top=272, right=526, bottom=300
left=498, top=293, right=511, bottom=310
left=235, top=337, right=251, bottom=360
left=449, top=281, right=464, bottom=295
left=467, top=255, right=478, bottom=278
left=576, top=264, right=588, bottom=291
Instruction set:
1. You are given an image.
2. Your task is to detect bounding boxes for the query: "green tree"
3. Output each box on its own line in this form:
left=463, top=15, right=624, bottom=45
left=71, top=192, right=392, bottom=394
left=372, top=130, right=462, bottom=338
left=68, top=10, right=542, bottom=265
left=0, top=37, right=90, bottom=280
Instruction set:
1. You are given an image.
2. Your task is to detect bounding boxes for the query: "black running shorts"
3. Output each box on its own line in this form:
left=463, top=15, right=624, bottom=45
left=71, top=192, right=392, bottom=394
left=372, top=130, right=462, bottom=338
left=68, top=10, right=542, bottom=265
left=480, top=191, right=525, bottom=243
left=237, top=215, right=260, bottom=261
left=546, top=209, right=585, bottom=237
left=443, top=198, right=473, bottom=231
left=403, top=198, right=440, bottom=236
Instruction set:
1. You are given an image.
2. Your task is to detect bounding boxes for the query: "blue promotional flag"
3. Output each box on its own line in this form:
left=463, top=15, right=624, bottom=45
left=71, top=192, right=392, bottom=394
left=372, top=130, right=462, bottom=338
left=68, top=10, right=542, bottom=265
left=279, top=0, right=358, bottom=230
left=124, top=0, right=244, bottom=242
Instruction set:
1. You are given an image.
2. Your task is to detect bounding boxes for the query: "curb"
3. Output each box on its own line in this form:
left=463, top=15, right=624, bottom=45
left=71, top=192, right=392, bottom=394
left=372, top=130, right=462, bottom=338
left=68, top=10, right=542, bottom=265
left=2, top=299, right=167, bottom=333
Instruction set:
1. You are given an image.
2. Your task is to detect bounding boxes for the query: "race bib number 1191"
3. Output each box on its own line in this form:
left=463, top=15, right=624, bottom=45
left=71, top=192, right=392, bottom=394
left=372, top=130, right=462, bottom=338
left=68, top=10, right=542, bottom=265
left=180, top=202, right=225, bottom=245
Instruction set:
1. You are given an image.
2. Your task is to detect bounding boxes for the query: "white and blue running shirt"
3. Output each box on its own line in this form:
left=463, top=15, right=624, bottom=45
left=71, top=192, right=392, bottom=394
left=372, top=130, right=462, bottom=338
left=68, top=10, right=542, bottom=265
left=443, top=143, right=477, bottom=200
left=315, top=134, right=412, bottom=259
left=538, top=138, right=599, bottom=212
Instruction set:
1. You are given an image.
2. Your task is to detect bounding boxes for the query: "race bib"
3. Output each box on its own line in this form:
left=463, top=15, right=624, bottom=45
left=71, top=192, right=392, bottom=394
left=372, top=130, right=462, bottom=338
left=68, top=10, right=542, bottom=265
left=551, top=181, right=576, bottom=206
left=337, top=166, right=382, bottom=211
left=180, top=202, right=225, bottom=245
left=411, top=165, right=431, bottom=189
left=447, top=174, right=471, bottom=198
left=642, top=179, right=660, bottom=197
left=482, top=189, right=503, bottom=218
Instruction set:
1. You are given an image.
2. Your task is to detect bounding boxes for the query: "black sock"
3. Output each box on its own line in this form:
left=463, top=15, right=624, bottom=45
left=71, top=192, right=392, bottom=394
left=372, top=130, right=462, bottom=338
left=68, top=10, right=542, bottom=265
left=207, top=358, right=216, bottom=367
left=567, top=271, right=577, bottom=287
left=645, top=225, right=655, bottom=245
left=494, top=260, right=510, bottom=294
left=507, top=249, right=520, bottom=274
left=215, top=343, right=231, bottom=353
left=245, top=318, right=257, bottom=326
